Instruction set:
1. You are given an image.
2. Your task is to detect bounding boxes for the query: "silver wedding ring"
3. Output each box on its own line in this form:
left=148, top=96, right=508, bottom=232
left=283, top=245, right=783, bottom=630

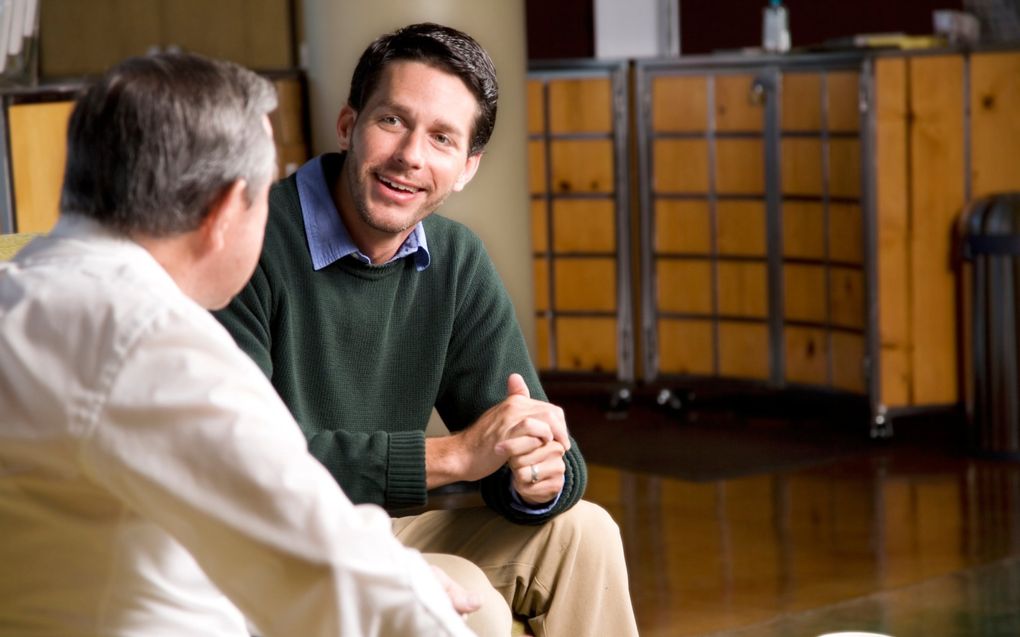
left=529, top=464, right=539, bottom=484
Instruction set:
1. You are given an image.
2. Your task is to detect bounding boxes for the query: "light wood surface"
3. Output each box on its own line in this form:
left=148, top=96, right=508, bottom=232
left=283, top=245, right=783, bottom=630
left=717, top=201, right=766, bottom=256
left=969, top=51, right=1020, bottom=197
left=554, top=317, right=618, bottom=372
left=549, top=77, right=612, bottom=134
left=553, top=258, right=617, bottom=312
left=718, top=321, right=769, bottom=379
left=714, top=74, right=763, bottom=132
left=715, top=139, right=764, bottom=194
left=655, top=200, right=711, bottom=254
left=654, top=139, right=709, bottom=193
left=782, top=72, right=822, bottom=131
left=874, top=57, right=911, bottom=408
left=657, top=318, right=714, bottom=375
left=785, top=326, right=829, bottom=385
left=652, top=75, right=708, bottom=133
left=552, top=199, right=616, bottom=253
left=8, top=101, right=74, bottom=233
left=550, top=139, right=615, bottom=193
left=717, top=262, right=768, bottom=319
left=908, top=54, right=964, bottom=406
left=657, top=259, right=712, bottom=314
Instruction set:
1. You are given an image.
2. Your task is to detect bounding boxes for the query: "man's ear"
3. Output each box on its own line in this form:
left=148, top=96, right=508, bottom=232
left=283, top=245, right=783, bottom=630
left=199, top=180, right=248, bottom=256
left=453, top=152, right=483, bottom=193
left=336, top=105, right=357, bottom=151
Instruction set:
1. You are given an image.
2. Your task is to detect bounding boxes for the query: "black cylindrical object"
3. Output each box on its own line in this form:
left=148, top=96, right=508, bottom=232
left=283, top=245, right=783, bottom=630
left=961, top=194, right=1020, bottom=458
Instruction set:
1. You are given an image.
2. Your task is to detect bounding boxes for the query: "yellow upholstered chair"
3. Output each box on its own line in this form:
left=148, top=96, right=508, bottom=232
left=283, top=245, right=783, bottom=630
left=0, top=232, right=38, bottom=260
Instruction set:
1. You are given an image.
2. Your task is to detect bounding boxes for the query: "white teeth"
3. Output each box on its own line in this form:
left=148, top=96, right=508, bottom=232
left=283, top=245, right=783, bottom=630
left=380, top=176, right=417, bottom=193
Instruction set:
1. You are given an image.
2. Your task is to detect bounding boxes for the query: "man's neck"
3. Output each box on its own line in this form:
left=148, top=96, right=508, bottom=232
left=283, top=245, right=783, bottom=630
left=332, top=161, right=414, bottom=265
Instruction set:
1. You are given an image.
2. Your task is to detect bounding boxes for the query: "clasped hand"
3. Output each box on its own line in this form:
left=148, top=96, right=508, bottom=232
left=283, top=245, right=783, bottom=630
left=448, top=374, right=569, bottom=505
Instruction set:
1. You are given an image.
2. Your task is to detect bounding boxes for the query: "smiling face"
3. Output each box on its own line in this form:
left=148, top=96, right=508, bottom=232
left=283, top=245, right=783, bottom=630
left=335, top=60, right=482, bottom=260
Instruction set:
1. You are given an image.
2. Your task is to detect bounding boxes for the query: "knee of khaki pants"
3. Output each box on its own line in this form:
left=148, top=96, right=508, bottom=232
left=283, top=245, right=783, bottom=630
left=423, top=553, right=513, bottom=636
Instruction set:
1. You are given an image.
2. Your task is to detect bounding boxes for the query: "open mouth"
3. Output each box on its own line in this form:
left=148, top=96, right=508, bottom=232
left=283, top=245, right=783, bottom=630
left=377, top=174, right=422, bottom=195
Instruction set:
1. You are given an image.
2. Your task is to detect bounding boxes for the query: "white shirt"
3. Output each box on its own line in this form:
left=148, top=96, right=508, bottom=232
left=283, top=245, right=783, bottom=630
left=0, top=215, right=474, bottom=637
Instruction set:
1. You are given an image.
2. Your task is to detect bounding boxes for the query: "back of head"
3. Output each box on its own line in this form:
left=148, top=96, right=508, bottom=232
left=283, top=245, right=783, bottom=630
left=60, top=52, right=278, bottom=238
left=348, top=22, right=499, bottom=156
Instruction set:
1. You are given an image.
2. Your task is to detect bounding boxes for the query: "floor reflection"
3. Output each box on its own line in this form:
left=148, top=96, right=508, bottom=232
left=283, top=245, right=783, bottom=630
left=584, top=450, right=1020, bottom=637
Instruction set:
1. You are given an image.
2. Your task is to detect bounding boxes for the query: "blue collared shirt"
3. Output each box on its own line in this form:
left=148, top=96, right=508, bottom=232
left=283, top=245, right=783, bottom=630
left=294, top=153, right=560, bottom=514
left=297, top=154, right=431, bottom=272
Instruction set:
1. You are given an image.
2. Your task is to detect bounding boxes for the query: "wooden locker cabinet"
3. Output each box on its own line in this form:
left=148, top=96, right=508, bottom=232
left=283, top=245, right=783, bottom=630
left=636, top=53, right=872, bottom=422
left=634, top=46, right=1020, bottom=433
left=527, top=61, right=634, bottom=383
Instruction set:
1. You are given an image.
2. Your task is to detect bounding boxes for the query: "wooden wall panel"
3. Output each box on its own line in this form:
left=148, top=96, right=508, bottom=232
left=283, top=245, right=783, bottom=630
left=970, top=51, right=1020, bottom=197
left=829, top=139, right=861, bottom=199
left=781, top=139, right=823, bottom=195
left=829, top=204, right=863, bottom=264
left=549, top=78, right=612, bottom=134
left=531, top=199, right=548, bottom=252
left=782, top=73, right=822, bottom=131
left=41, top=0, right=161, bottom=77
left=714, top=74, right=764, bottom=132
left=829, top=268, right=865, bottom=329
left=535, top=316, right=551, bottom=370
left=717, top=262, right=768, bottom=318
left=718, top=322, right=770, bottom=379
left=874, top=57, right=911, bottom=408
left=652, top=75, right=708, bottom=133
left=785, top=327, right=829, bottom=385
left=533, top=257, right=549, bottom=312
left=654, top=139, right=709, bottom=193
left=717, top=201, right=766, bottom=256
left=8, top=102, right=74, bottom=233
left=827, top=71, right=861, bottom=132
left=716, top=139, right=764, bottom=194
left=783, top=202, right=826, bottom=259
left=658, top=319, right=714, bottom=375
left=550, top=139, right=614, bottom=193
left=655, top=200, right=711, bottom=254
left=909, top=55, right=964, bottom=405
left=552, top=199, right=616, bottom=253
left=529, top=140, right=547, bottom=194
left=555, top=317, right=617, bottom=372
left=784, top=265, right=827, bottom=323
left=554, top=258, right=616, bottom=311
left=831, top=332, right=867, bottom=392
left=527, top=80, right=545, bottom=135
left=657, top=259, right=712, bottom=314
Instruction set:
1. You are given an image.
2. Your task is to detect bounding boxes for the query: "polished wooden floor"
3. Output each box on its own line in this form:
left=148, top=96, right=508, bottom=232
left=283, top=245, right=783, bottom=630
left=558, top=387, right=1020, bottom=637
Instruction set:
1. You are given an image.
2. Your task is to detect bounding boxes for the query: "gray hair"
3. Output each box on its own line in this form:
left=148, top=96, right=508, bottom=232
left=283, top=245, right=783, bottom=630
left=60, top=52, right=278, bottom=237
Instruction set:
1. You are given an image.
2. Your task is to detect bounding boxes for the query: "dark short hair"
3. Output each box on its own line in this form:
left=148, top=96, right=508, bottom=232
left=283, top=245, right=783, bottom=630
left=60, top=52, right=277, bottom=237
left=347, top=23, right=499, bottom=156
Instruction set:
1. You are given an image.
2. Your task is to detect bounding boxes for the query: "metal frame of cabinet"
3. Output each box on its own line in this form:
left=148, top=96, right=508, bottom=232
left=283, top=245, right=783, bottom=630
left=528, top=60, right=635, bottom=386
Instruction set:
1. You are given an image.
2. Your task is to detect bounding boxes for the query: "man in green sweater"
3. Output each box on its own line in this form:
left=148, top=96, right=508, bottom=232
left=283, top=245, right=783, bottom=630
left=215, top=23, right=638, bottom=637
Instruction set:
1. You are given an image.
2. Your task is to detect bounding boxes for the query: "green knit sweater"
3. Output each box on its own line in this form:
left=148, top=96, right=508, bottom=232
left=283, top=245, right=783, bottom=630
left=214, top=172, right=586, bottom=524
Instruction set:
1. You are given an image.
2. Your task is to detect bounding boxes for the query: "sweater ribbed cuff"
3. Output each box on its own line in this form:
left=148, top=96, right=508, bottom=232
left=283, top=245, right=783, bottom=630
left=386, top=431, right=427, bottom=509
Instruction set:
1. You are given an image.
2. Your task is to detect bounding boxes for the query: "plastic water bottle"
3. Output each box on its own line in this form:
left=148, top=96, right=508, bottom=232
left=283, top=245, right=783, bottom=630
left=762, top=0, right=791, bottom=53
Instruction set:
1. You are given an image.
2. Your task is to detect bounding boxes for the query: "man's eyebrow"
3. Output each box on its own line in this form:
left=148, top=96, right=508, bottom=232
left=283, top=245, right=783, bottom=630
left=373, top=99, right=469, bottom=140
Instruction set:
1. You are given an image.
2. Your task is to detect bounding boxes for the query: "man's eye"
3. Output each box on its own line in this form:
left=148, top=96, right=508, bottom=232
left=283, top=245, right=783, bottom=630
left=434, top=134, right=451, bottom=146
left=381, top=116, right=401, bottom=126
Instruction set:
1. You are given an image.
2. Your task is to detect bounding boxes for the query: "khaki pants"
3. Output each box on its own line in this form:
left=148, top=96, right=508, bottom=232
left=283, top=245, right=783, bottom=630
left=394, top=500, right=639, bottom=637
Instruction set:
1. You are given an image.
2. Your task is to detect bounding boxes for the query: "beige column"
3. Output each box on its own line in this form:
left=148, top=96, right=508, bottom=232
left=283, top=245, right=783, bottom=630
left=301, top=0, right=537, bottom=356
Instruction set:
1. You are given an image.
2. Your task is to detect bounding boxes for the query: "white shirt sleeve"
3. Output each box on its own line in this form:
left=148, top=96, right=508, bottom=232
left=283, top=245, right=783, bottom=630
left=77, top=310, right=475, bottom=637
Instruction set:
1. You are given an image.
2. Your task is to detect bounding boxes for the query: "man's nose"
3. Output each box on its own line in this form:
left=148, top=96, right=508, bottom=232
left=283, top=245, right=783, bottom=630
left=394, top=129, right=426, bottom=169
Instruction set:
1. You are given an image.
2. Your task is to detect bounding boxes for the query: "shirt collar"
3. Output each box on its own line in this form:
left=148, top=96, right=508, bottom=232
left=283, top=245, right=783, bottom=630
left=296, top=153, right=430, bottom=272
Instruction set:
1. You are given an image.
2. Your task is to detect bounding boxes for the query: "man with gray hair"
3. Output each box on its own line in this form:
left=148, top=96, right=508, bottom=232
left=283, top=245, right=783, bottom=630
left=0, top=52, right=476, bottom=637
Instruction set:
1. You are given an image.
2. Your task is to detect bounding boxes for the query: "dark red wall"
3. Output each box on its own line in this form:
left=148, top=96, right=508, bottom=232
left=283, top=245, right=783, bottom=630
left=525, top=0, right=964, bottom=60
